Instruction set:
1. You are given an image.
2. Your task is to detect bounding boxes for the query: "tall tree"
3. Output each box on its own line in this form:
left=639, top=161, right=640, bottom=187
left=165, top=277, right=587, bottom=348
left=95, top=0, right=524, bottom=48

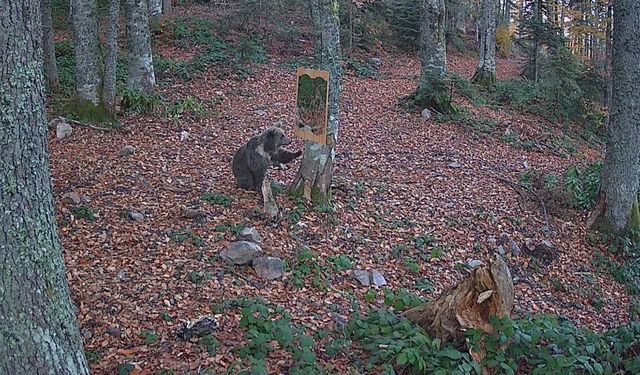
left=588, top=0, right=640, bottom=235
left=291, top=0, right=342, bottom=204
left=126, top=0, right=156, bottom=93
left=472, top=0, right=498, bottom=86
left=0, top=1, right=90, bottom=373
left=162, top=0, right=172, bottom=17
left=71, top=0, right=101, bottom=104
left=41, top=0, right=60, bottom=91
left=149, top=0, right=162, bottom=21
left=103, top=0, right=121, bottom=114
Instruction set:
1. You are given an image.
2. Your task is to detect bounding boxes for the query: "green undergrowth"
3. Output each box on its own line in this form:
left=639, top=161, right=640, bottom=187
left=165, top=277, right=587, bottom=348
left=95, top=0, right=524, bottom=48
left=210, top=297, right=640, bottom=374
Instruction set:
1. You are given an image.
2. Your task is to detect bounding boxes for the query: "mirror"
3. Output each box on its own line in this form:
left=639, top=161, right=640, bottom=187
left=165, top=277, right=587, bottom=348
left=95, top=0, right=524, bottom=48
left=293, top=68, right=329, bottom=144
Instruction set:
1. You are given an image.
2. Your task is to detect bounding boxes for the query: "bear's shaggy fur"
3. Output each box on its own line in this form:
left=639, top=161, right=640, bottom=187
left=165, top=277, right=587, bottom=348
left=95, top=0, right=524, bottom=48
left=232, top=127, right=301, bottom=191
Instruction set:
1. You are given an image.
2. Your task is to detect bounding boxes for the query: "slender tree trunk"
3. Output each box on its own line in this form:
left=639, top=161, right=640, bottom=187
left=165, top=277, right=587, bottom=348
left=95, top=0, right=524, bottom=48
left=420, top=0, right=447, bottom=82
left=162, top=0, right=172, bottom=17
left=125, top=0, right=156, bottom=93
left=291, top=0, right=342, bottom=204
left=41, top=0, right=60, bottom=91
left=588, top=0, right=640, bottom=235
left=71, top=0, right=101, bottom=104
left=0, top=2, right=90, bottom=374
left=472, top=0, right=497, bottom=86
left=102, top=0, right=121, bottom=115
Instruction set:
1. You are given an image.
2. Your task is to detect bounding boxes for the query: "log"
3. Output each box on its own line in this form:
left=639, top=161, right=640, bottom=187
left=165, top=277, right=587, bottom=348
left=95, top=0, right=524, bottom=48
left=404, top=255, right=514, bottom=346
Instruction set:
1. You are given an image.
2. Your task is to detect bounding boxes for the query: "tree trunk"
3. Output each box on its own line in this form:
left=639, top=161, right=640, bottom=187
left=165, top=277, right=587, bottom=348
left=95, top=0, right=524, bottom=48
left=420, top=0, right=447, bottom=83
left=404, top=256, right=514, bottom=350
left=149, top=0, right=162, bottom=21
left=41, top=0, right=60, bottom=91
left=603, top=3, right=613, bottom=111
left=291, top=0, right=342, bottom=205
left=162, top=0, right=172, bottom=17
left=472, top=0, right=497, bottom=86
left=588, top=0, right=640, bottom=235
left=102, top=0, right=121, bottom=115
left=71, top=0, right=101, bottom=104
left=0, top=2, right=90, bottom=374
left=126, top=0, right=156, bottom=93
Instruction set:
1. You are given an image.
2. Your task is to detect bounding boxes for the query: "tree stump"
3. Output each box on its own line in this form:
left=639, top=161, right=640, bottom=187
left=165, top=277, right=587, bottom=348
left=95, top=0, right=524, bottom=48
left=404, top=255, right=514, bottom=347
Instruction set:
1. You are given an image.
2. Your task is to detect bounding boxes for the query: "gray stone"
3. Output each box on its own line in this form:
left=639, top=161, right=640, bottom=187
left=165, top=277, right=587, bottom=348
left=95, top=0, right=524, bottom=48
left=116, top=270, right=130, bottom=282
left=509, top=239, right=521, bottom=256
left=448, top=161, right=462, bottom=168
left=467, top=259, right=484, bottom=268
left=371, top=270, right=387, bottom=286
left=180, top=131, right=190, bottom=141
left=238, top=227, right=262, bottom=243
left=497, top=245, right=506, bottom=256
left=129, top=212, right=144, bottom=221
left=353, top=270, right=371, bottom=286
left=252, top=256, right=284, bottom=280
left=219, top=241, right=262, bottom=265
left=61, top=192, right=82, bottom=205
left=55, top=119, right=73, bottom=139
left=120, top=145, right=135, bottom=156
left=421, top=108, right=432, bottom=120
left=370, top=57, right=382, bottom=67
left=541, top=240, right=554, bottom=249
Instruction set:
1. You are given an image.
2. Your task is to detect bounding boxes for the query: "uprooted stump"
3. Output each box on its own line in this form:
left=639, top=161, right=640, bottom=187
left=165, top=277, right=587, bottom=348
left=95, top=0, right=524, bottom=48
left=404, top=255, right=514, bottom=347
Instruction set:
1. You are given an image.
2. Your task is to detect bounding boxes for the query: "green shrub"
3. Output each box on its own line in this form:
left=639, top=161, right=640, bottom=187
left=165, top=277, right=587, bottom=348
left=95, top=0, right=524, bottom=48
left=564, top=161, right=602, bottom=210
left=202, top=191, right=232, bottom=207
left=121, top=89, right=161, bottom=115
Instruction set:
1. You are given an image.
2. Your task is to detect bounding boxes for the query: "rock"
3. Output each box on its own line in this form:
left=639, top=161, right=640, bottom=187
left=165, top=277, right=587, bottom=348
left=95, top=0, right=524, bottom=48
left=467, top=259, right=484, bottom=268
left=541, top=240, right=554, bottom=249
left=61, top=192, right=82, bottom=205
left=370, top=57, right=382, bottom=67
left=116, top=270, right=130, bottom=282
left=120, top=145, right=135, bottom=156
left=509, top=239, right=521, bottom=256
left=252, top=256, right=285, bottom=280
left=448, top=161, right=462, bottom=168
left=55, top=118, right=73, bottom=139
left=129, top=212, right=144, bottom=221
left=353, top=270, right=371, bottom=286
left=497, top=245, right=506, bottom=256
left=488, top=236, right=497, bottom=247
left=219, top=241, right=262, bottom=265
left=238, top=227, right=261, bottom=243
left=181, top=207, right=207, bottom=220
left=371, top=270, right=387, bottom=286
left=180, top=131, right=190, bottom=141
left=178, top=315, right=220, bottom=340
left=421, top=108, right=432, bottom=120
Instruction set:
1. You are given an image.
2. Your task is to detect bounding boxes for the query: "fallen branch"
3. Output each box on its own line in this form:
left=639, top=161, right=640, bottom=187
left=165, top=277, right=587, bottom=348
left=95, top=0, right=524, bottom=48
left=491, top=173, right=550, bottom=230
left=62, top=117, right=115, bottom=132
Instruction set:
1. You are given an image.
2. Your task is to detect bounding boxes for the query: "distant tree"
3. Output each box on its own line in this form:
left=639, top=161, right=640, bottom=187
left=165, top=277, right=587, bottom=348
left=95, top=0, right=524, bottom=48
left=291, top=0, right=342, bottom=204
left=162, top=0, right=172, bottom=16
left=103, top=0, right=121, bottom=114
left=0, top=1, right=90, bottom=373
left=71, top=0, right=101, bottom=104
left=472, top=0, right=497, bottom=86
left=519, top=0, right=562, bottom=81
left=587, top=0, right=640, bottom=235
left=126, top=0, right=156, bottom=93
left=41, top=0, right=60, bottom=91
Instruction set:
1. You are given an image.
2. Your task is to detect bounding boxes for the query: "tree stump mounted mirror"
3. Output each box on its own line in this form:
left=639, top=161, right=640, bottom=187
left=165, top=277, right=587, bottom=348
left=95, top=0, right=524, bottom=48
left=294, top=68, right=329, bottom=145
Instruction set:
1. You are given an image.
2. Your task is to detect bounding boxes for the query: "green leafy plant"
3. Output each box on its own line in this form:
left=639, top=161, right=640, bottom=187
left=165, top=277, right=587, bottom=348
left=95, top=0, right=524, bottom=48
left=564, top=161, right=602, bottom=209
left=140, top=329, right=159, bottom=345
left=121, top=89, right=162, bottom=115
left=202, top=191, right=232, bottom=207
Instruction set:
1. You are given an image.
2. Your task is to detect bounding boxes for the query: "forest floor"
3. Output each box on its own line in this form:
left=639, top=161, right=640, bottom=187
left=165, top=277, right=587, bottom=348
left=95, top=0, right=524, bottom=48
left=49, top=18, right=630, bottom=374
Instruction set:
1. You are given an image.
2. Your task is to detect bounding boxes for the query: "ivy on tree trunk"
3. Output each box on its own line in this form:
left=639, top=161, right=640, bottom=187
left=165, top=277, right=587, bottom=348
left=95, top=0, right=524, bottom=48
left=291, top=0, right=342, bottom=205
left=0, top=2, right=90, bottom=373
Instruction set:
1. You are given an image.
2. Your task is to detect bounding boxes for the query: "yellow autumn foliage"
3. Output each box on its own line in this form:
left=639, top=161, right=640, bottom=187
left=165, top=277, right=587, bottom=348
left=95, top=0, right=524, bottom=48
left=496, top=26, right=512, bottom=57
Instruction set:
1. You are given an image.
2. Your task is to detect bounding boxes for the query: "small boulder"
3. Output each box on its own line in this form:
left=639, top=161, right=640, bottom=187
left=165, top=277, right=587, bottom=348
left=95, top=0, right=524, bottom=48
left=509, top=239, right=521, bottom=257
left=129, top=212, right=144, bottom=221
left=421, top=108, right=432, bottom=120
left=61, top=192, right=82, bottom=205
left=252, top=256, right=285, bottom=280
left=353, top=270, right=371, bottom=286
left=238, top=227, right=261, bottom=243
left=55, top=118, right=73, bottom=139
left=371, top=270, right=387, bottom=286
left=497, top=245, right=507, bottom=256
left=178, top=315, right=220, bottom=340
left=467, top=259, right=484, bottom=268
left=120, top=145, right=136, bottom=156
left=180, top=131, right=190, bottom=141
left=448, top=161, right=462, bottom=169
left=219, top=241, right=262, bottom=265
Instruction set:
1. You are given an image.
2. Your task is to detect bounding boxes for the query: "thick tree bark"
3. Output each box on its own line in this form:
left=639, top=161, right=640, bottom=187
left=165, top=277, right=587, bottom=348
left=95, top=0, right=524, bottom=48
left=102, top=0, right=121, bottom=114
left=420, top=0, right=447, bottom=84
left=126, top=0, right=156, bottom=93
left=70, top=0, right=101, bottom=104
left=291, top=0, right=342, bottom=204
left=588, top=0, right=640, bottom=235
left=149, top=0, right=162, bottom=21
left=404, top=256, right=514, bottom=349
left=472, top=0, right=497, bottom=86
left=0, top=2, right=90, bottom=374
left=41, top=0, right=60, bottom=91
left=162, top=0, right=172, bottom=16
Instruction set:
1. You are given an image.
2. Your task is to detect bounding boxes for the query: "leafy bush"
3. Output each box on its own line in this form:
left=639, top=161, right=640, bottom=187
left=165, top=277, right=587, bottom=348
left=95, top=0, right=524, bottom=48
left=345, top=57, right=379, bottom=78
left=121, top=89, right=161, bottom=115
left=496, top=26, right=512, bottom=57
left=202, top=191, right=232, bottom=207
left=564, top=161, right=602, bottom=210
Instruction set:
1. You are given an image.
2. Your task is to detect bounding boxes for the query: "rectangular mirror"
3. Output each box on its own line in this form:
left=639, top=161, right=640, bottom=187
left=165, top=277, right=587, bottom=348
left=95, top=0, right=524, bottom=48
left=293, top=68, right=329, bottom=145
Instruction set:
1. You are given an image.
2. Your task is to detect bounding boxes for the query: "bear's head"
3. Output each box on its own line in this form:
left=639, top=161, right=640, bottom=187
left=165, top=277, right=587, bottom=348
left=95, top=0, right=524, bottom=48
left=261, top=126, right=292, bottom=154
